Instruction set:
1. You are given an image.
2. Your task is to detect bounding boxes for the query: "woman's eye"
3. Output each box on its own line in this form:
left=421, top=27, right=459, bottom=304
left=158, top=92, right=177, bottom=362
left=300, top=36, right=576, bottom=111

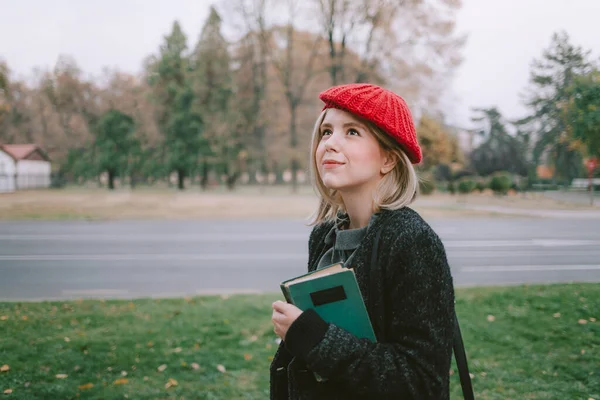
left=321, top=129, right=332, bottom=136
left=347, top=129, right=360, bottom=136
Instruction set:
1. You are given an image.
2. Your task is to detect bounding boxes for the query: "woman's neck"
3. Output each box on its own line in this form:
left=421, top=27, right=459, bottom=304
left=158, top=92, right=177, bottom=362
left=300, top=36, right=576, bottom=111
left=340, top=188, right=376, bottom=230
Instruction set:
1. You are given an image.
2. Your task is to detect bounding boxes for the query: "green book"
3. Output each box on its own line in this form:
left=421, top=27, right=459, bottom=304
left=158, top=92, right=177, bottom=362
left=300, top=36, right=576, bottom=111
left=280, top=263, right=377, bottom=343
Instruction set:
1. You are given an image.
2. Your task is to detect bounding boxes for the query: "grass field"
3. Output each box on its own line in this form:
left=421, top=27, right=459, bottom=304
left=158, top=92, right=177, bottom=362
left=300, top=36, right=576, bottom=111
left=0, top=186, right=594, bottom=220
left=1, top=284, right=598, bottom=399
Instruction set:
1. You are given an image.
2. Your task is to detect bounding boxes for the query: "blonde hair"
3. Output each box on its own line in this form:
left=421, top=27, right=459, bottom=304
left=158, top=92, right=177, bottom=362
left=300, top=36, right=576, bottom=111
left=309, top=109, right=419, bottom=225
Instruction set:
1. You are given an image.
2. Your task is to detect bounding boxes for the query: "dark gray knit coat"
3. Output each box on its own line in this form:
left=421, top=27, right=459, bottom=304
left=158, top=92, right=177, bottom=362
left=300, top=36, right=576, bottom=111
left=269, top=207, right=455, bottom=399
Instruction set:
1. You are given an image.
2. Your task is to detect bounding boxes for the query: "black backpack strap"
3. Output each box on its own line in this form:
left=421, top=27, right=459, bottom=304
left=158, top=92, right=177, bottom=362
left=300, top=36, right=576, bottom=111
left=453, top=314, right=475, bottom=399
left=370, top=227, right=475, bottom=399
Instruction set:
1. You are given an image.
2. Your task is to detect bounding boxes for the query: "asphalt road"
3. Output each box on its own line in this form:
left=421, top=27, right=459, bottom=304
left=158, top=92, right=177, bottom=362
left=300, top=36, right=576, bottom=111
left=1, top=217, right=599, bottom=301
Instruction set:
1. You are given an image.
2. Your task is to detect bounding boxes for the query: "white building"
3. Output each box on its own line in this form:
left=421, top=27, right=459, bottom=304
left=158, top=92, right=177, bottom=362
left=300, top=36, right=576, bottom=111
left=0, top=144, right=51, bottom=193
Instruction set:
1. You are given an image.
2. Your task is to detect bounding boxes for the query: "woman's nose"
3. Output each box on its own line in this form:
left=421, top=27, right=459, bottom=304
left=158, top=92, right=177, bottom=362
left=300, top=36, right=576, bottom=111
left=324, top=131, right=341, bottom=151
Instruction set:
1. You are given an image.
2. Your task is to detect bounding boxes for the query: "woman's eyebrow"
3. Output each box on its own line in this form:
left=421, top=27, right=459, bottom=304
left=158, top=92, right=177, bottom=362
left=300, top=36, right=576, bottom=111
left=344, top=122, right=365, bottom=129
left=320, top=121, right=366, bottom=130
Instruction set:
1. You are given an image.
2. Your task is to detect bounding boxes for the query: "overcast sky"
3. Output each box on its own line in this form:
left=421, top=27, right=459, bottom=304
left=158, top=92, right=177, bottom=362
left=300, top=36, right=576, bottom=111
left=1, top=0, right=599, bottom=127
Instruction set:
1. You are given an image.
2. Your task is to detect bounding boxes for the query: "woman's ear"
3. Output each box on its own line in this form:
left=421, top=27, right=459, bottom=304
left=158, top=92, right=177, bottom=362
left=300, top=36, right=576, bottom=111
left=380, top=151, right=398, bottom=175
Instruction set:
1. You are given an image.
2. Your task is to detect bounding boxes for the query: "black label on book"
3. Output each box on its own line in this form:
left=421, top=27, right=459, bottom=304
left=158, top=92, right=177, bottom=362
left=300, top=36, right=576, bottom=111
left=310, top=286, right=347, bottom=307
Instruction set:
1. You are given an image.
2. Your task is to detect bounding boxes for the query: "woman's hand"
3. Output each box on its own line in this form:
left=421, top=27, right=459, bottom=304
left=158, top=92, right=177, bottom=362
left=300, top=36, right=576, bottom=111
left=271, top=300, right=303, bottom=341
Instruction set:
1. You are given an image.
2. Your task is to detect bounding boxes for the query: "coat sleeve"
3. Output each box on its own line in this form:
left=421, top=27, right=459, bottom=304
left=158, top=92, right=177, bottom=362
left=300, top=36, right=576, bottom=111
left=283, top=227, right=456, bottom=399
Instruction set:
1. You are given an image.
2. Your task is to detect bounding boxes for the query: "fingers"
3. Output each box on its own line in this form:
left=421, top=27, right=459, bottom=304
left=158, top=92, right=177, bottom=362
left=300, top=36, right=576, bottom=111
left=271, top=309, right=284, bottom=322
left=272, top=300, right=289, bottom=313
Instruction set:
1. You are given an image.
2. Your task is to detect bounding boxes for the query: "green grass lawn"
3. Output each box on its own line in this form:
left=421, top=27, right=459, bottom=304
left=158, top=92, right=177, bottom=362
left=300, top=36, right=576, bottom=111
left=1, top=284, right=598, bottom=399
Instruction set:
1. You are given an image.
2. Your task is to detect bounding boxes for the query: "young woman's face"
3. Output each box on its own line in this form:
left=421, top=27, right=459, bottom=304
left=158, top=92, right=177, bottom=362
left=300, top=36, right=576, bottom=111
left=315, top=108, right=392, bottom=193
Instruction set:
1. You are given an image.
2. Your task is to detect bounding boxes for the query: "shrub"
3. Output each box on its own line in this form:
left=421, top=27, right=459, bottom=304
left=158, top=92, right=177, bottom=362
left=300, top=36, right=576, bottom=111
left=476, top=181, right=486, bottom=193
left=447, top=181, right=456, bottom=195
left=434, top=164, right=452, bottom=182
left=457, top=178, right=477, bottom=194
left=489, top=172, right=512, bottom=195
left=453, top=169, right=476, bottom=181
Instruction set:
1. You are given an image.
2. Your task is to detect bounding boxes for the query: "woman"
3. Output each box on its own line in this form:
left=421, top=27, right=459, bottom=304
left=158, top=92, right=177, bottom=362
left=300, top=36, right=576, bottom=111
left=270, top=83, right=455, bottom=399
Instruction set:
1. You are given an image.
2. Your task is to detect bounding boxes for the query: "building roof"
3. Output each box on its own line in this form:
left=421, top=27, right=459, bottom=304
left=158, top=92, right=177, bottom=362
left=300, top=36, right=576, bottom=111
left=0, top=144, right=50, bottom=161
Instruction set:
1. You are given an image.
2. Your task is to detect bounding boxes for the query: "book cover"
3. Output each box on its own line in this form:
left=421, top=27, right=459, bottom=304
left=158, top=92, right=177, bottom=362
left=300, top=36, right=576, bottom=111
left=280, top=263, right=376, bottom=343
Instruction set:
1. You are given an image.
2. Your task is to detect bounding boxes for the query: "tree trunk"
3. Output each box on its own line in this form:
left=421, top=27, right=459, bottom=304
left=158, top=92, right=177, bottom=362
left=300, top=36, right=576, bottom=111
left=290, top=104, right=299, bottom=193
left=226, top=173, right=239, bottom=191
left=108, top=170, right=115, bottom=190
left=178, top=170, right=185, bottom=190
left=201, top=159, right=209, bottom=190
left=130, top=174, right=137, bottom=189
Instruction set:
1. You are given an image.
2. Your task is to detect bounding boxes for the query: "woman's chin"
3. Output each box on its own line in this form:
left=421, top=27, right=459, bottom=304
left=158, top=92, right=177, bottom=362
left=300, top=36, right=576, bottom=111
left=321, top=178, right=346, bottom=191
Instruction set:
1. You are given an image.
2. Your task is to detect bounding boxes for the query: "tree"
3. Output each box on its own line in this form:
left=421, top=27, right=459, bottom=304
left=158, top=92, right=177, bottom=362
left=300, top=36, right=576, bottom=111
left=43, top=56, right=94, bottom=148
left=469, top=108, right=528, bottom=177
left=146, top=21, right=205, bottom=189
left=166, top=87, right=206, bottom=190
left=315, top=0, right=464, bottom=112
left=416, top=115, right=463, bottom=171
left=190, top=6, right=242, bottom=190
left=0, top=61, right=12, bottom=141
left=522, top=31, right=593, bottom=182
left=271, top=0, right=327, bottom=192
left=567, top=69, right=600, bottom=159
left=225, top=0, right=272, bottom=185
left=92, top=110, right=138, bottom=190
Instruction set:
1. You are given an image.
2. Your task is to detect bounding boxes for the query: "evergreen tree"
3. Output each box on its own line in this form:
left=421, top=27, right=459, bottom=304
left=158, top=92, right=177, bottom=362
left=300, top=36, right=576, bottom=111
left=522, top=31, right=592, bottom=182
left=470, top=108, right=528, bottom=177
left=92, top=110, right=138, bottom=190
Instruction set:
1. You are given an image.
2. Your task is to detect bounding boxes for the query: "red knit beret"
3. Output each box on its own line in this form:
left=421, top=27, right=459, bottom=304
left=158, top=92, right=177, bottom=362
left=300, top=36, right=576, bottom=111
left=319, top=83, right=422, bottom=164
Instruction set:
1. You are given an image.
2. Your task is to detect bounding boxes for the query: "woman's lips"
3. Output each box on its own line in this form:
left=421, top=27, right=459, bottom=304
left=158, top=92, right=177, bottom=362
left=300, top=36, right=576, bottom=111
left=322, top=161, right=345, bottom=169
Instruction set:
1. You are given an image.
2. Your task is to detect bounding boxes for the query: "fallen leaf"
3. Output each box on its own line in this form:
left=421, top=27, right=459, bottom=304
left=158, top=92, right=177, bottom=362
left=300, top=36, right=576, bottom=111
left=55, top=374, right=68, bottom=379
left=106, top=367, right=112, bottom=372
left=553, top=313, right=561, bottom=318
left=249, top=335, right=258, bottom=342
left=180, top=362, right=187, bottom=367
left=217, top=364, right=226, bottom=373
left=590, top=318, right=597, bottom=322
left=191, top=363, right=200, bottom=370
left=449, top=369, right=454, bottom=376
left=194, top=343, right=200, bottom=350
left=3, top=389, right=12, bottom=394
left=143, top=376, right=149, bottom=381
left=487, top=315, right=495, bottom=322
left=113, top=378, right=128, bottom=385
left=469, top=373, right=475, bottom=379
left=64, top=337, right=70, bottom=342
left=147, top=341, right=153, bottom=347
left=173, top=347, right=182, bottom=353
left=1, top=365, right=9, bottom=372
left=581, top=349, right=585, bottom=355
left=157, top=364, right=167, bottom=372
left=480, top=372, right=487, bottom=377
left=578, top=319, right=588, bottom=325
left=1, top=316, right=7, bottom=320
left=165, top=378, right=178, bottom=389
left=78, top=383, right=94, bottom=390
left=244, top=353, right=253, bottom=361
left=121, top=371, right=127, bottom=377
